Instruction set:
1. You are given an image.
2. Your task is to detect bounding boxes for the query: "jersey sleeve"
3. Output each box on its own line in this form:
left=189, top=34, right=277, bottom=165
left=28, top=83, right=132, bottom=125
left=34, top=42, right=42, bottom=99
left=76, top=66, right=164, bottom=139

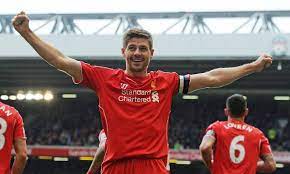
left=76, top=61, right=112, bottom=92
left=172, top=72, right=180, bottom=95
left=205, top=121, right=220, bottom=139
left=156, top=71, right=180, bottom=96
left=13, top=110, right=26, bottom=140
left=164, top=72, right=180, bottom=96
left=259, top=133, right=272, bottom=155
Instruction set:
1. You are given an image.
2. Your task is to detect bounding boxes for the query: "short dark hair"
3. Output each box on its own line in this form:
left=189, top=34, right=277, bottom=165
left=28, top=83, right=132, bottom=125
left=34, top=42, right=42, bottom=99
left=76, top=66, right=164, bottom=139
left=123, top=28, right=153, bottom=49
left=226, top=94, right=247, bottom=118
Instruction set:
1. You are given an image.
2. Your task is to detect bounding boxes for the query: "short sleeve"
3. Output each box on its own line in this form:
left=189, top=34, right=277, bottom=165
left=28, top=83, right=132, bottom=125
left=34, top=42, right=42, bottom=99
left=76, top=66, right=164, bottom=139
left=75, top=61, right=117, bottom=93
left=171, top=72, right=180, bottom=96
left=205, top=121, right=220, bottom=139
left=13, top=111, right=26, bottom=139
left=260, top=133, right=272, bottom=155
left=159, top=71, right=179, bottom=96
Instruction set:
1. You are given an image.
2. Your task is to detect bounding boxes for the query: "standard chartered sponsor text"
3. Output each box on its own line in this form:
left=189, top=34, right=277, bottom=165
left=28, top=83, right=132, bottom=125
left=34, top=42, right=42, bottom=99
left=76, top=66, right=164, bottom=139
left=119, top=89, right=153, bottom=103
left=121, top=89, right=151, bottom=96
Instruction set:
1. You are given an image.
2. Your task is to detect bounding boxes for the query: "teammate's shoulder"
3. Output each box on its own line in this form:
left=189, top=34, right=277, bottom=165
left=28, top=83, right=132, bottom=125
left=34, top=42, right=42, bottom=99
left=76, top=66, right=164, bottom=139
left=252, top=126, right=265, bottom=135
left=0, top=101, right=9, bottom=107
left=244, top=123, right=264, bottom=134
left=10, top=106, right=21, bottom=118
left=0, top=102, right=21, bottom=117
left=212, top=120, right=224, bottom=125
left=208, top=120, right=223, bottom=128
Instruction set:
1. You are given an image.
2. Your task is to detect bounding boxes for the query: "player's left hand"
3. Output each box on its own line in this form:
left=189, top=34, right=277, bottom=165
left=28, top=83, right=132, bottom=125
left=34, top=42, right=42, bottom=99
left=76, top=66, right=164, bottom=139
left=251, top=54, right=273, bottom=72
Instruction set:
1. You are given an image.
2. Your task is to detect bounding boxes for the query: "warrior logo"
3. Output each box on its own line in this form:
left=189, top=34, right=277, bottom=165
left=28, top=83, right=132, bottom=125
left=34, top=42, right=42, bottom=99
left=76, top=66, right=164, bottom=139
left=120, top=83, right=129, bottom=89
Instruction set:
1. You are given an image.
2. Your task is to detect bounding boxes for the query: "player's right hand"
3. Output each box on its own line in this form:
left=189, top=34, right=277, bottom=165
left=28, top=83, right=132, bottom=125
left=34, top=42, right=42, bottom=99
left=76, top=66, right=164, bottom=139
left=12, top=11, right=30, bottom=34
left=251, top=54, right=273, bottom=72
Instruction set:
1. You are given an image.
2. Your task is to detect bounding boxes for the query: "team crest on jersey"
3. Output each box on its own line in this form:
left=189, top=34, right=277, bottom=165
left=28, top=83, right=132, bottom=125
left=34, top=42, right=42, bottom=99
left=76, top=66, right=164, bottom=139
left=151, top=91, right=159, bottom=103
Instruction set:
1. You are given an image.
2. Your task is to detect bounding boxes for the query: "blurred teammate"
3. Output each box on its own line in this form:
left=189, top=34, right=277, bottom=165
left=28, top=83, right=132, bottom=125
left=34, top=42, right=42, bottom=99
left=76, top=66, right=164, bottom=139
left=86, top=130, right=171, bottom=174
left=0, top=102, right=27, bottom=174
left=13, top=11, right=272, bottom=174
left=199, top=94, right=276, bottom=174
left=86, top=129, right=106, bottom=174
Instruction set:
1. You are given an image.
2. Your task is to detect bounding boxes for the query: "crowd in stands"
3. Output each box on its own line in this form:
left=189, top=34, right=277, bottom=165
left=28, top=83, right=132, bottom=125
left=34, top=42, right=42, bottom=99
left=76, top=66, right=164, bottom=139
left=5, top=94, right=290, bottom=151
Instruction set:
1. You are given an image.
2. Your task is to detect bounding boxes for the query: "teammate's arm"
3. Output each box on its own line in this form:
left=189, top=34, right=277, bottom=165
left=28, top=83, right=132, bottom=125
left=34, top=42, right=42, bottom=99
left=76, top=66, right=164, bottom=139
left=199, top=130, right=216, bottom=170
left=257, top=154, right=276, bottom=173
left=86, top=143, right=105, bottom=174
left=187, top=54, right=272, bottom=93
left=12, top=11, right=82, bottom=82
left=11, top=138, right=27, bottom=174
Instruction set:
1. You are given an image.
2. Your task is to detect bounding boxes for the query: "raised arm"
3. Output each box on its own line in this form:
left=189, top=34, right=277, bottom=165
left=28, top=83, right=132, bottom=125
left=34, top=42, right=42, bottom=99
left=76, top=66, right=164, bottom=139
left=199, top=130, right=216, bottom=170
left=188, top=54, right=272, bottom=93
left=257, top=154, right=276, bottom=173
left=11, top=138, right=27, bottom=174
left=12, top=11, right=82, bottom=82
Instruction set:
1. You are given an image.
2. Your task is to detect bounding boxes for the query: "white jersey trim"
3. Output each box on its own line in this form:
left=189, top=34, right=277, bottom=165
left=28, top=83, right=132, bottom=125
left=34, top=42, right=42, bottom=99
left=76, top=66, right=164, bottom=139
left=178, top=75, right=184, bottom=94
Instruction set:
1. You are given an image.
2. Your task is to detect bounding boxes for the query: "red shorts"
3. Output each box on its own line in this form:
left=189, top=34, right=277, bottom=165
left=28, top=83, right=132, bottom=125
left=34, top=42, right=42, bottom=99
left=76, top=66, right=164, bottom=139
left=102, top=158, right=168, bottom=174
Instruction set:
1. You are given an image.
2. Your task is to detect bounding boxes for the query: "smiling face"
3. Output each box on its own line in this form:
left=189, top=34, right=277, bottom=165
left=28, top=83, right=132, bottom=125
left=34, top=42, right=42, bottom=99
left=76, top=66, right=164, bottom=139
left=122, top=28, right=154, bottom=77
left=122, top=37, right=154, bottom=76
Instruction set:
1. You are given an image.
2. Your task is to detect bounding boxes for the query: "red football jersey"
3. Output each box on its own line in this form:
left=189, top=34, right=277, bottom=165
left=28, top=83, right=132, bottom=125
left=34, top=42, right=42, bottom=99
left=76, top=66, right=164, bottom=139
left=0, top=102, right=26, bottom=174
left=77, top=62, right=179, bottom=170
left=206, top=120, right=272, bottom=174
